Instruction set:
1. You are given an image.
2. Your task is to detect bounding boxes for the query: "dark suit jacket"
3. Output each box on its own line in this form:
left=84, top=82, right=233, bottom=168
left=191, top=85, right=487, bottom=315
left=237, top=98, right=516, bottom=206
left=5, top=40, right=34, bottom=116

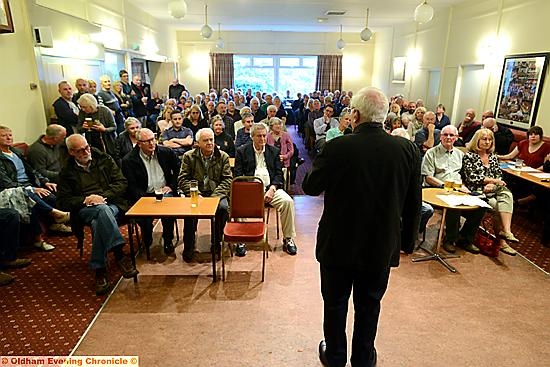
left=302, top=122, right=422, bottom=272
left=121, top=145, right=180, bottom=203
left=53, top=97, right=78, bottom=134
left=234, top=142, right=283, bottom=189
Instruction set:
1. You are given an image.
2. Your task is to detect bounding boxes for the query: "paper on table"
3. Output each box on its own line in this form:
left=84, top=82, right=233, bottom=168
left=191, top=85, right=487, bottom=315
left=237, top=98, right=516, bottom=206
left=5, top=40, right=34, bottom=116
left=520, top=166, right=540, bottom=172
left=529, top=172, right=550, bottom=179
left=436, top=194, right=492, bottom=209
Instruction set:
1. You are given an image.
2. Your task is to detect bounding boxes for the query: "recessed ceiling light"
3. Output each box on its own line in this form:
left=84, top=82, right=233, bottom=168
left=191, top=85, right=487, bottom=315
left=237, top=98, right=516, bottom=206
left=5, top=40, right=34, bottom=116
left=317, top=17, right=329, bottom=23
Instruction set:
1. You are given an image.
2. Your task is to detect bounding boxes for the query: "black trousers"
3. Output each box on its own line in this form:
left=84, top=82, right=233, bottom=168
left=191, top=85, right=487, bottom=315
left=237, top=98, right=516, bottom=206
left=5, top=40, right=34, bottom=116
left=183, top=197, right=228, bottom=254
left=137, top=217, right=175, bottom=247
left=0, top=208, right=21, bottom=262
left=320, top=264, right=390, bottom=367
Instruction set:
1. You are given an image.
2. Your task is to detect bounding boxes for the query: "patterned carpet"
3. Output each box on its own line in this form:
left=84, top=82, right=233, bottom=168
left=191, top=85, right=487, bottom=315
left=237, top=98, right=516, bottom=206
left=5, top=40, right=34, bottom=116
left=0, top=229, right=124, bottom=356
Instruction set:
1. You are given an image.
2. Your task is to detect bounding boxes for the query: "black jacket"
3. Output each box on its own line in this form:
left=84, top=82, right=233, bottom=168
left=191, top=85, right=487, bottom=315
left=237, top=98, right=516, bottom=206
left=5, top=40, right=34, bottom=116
left=53, top=97, right=79, bottom=134
left=234, top=142, right=283, bottom=189
left=0, top=147, right=48, bottom=191
left=302, top=122, right=422, bottom=271
left=121, top=145, right=180, bottom=203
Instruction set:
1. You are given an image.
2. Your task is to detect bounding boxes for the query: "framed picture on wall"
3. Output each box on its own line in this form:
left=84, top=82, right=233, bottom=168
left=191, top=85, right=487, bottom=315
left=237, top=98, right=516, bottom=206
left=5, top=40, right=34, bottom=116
left=495, top=52, right=550, bottom=130
left=392, top=57, right=406, bottom=83
left=0, top=0, right=14, bottom=34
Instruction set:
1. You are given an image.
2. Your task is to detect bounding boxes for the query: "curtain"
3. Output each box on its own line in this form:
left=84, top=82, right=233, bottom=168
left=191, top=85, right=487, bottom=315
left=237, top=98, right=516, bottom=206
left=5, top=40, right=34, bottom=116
left=315, top=55, right=342, bottom=92
left=209, top=53, right=234, bottom=93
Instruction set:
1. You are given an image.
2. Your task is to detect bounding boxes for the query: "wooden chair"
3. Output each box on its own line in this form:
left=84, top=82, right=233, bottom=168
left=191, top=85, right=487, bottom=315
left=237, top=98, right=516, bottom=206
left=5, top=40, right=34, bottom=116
left=222, top=176, right=269, bottom=281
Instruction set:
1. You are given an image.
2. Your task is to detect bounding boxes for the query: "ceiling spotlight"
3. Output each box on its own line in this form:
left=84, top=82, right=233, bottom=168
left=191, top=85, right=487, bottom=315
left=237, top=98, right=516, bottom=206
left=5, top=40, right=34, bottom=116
left=317, top=17, right=328, bottom=23
left=168, top=0, right=187, bottom=19
left=360, top=8, right=373, bottom=42
left=216, top=23, right=224, bottom=49
left=336, top=25, right=345, bottom=50
left=414, top=0, right=434, bottom=24
left=200, top=4, right=213, bottom=39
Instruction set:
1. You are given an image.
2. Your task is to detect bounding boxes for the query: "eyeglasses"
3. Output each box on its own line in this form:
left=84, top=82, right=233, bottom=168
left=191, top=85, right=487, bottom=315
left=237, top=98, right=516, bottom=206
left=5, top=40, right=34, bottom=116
left=72, top=144, right=90, bottom=154
left=138, top=138, right=155, bottom=144
left=441, top=133, right=457, bottom=137
left=191, top=111, right=200, bottom=114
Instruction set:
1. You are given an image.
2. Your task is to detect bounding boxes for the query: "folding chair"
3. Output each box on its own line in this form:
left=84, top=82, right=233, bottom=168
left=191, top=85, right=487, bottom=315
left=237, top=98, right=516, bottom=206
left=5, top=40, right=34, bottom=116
left=222, top=176, right=269, bottom=281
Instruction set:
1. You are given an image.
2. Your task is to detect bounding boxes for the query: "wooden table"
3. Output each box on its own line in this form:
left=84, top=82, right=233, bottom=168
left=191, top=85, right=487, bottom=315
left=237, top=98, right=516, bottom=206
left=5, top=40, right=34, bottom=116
left=412, top=188, right=480, bottom=273
left=501, top=162, right=550, bottom=189
left=126, top=196, right=221, bottom=281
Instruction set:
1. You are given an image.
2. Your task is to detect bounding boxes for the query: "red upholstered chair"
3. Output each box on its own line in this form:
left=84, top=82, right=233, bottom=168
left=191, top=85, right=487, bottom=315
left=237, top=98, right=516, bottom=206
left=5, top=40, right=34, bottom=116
left=222, top=176, right=269, bottom=281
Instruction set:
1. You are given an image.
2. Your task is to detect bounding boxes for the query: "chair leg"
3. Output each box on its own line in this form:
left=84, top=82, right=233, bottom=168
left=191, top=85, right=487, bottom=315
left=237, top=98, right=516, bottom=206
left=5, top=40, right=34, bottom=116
left=276, top=210, right=280, bottom=239
left=221, top=241, right=226, bottom=281
left=175, top=220, right=180, bottom=243
left=262, top=248, right=266, bottom=282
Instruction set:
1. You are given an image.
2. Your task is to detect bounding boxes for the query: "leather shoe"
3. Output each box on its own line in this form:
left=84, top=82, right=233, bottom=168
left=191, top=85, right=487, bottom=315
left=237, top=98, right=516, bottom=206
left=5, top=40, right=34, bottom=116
left=235, top=243, right=247, bottom=257
left=163, top=240, right=175, bottom=255
left=0, top=258, right=31, bottom=269
left=318, top=340, right=329, bottom=367
left=442, top=241, right=456, bottom=253
left=0, top=271, right=14, bottom=286
left=95, top=275, right=109, bottom=296
left=457, top=241, right=480, bottom=254
left=283, top=238, right=298, bottom=255
left=182, top=250, right=194, bottom=263
left=116, top=256, right=139, bottom=279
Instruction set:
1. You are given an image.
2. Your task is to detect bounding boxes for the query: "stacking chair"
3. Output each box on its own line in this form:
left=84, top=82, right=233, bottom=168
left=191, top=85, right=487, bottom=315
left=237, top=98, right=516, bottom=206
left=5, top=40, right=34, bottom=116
left=222, top=176, right=269, bottom=281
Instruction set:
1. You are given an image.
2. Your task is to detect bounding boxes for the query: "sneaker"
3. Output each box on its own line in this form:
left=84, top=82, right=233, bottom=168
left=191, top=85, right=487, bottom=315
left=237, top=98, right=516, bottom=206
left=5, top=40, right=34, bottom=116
left=499, top=231, right=519, bottom=243
left=500, top=243, right=517, bottom=256
left=33, top=241, right=55, bottom=251
left=116, top=256, right=139, bottom=278
left=95, top=275, right=110, bottom=296
left=49, top=223, right=72, bottom=233
left=442, top=241, right=456, bottom=253
left=283, top=238, right=298, bottom=255
left=0, top=272, right=14, bottom=286
left=235, top=243, right=247, bottom=257
left=0, top=258, right=31, bottom=269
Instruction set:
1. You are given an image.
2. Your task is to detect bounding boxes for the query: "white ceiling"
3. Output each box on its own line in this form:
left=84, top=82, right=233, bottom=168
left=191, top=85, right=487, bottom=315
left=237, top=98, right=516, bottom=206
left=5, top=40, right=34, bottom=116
left=130, top=0, right=467, bottom=33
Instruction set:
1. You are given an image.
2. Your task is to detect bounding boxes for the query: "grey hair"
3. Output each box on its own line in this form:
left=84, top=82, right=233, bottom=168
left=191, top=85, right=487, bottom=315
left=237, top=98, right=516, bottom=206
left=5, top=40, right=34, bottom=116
left=99, top=75, right=110, bottom=83
left=250, top=122, right=268, bottom=137
left=267, top=105, right=277, bottom=113
left=241, top=112, right=253, bottom=121
left=66, top=134, right=87, bottom=150
left=240, top=107, right=251, bottom=116
left=269, top=117, right=282, bottom=127
left=124, top=117, right=141, bottom=129
left=210, top=115, right=224, bottom=128
left=441, top=124, right=458, bottom=135
left=351, top=87, right=389, bottom=124
left=77, top=93, right=98, bottom=109
left=135, top=128, right=154, bottom=141
left=196, top=127, right=214, bottom=142
left=45, top=124, right=66, bottom=137
left=391, top=128, right=410, bottom=140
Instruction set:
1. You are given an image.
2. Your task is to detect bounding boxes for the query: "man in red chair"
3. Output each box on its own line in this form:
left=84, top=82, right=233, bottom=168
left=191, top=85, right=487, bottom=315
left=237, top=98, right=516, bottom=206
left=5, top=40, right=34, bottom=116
left=234, top=122, right=298, bottom=256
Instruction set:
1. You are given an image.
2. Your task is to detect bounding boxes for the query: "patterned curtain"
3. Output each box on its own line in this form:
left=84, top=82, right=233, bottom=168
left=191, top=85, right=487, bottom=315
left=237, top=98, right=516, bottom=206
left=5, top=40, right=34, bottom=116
left=315, top=55, right=342, bottom=92
left=209, top=53, right=234, bottom=93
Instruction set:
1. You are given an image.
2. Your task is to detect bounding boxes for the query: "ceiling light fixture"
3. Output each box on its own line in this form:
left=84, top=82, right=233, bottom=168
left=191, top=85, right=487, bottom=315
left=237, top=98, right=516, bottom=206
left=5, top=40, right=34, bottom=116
left=414, top=0, right=434, bottom=24
left=216, top=23, right=224, bottom=49
left=336, top=25, right=345, bottom=50
left=168, top=0, right=187, bottom=19
left=360, top=8, right=373, bottom=42
left=200, top=4, right=213, bottom=39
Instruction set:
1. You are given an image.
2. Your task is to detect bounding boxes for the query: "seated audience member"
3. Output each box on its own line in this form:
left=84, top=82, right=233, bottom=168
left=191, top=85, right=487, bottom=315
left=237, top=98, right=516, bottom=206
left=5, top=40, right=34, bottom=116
left=481, top=110, right=494, bottom=121
left=114, top=117, right=141, bottom=164
left=53, top=81, right=79, bottom=135
left=414, top=111, right=440, bottom=156
left=434, top=104, right=451, bottom=130
left=422, top=125, right=485, bottom=253
left=461, top=128, right=518, bottom=255
left=273, top=96, right=288, bottom=123
left=157, top=106, right=175, bottom=136
left=267, top=117, right=294, bottom=178
left=259, top=105, right=278, bottom=127
left=482, top=117, right=514, bottom=155
left=235, top=112, right=254, bottom=148
left=498, top=125, right=550, bottom=169
left=233, top=107, right=251, bottom=136
left=27, top=124, right=67, bottom=183
left=112, top=81, right=133, bottom=118
left=313, top=104, right=338, bottom=150
left=457, top=108, right=481, bottom=145
left=389, top=103, right=401, bottom=116
left=182, top=104, right=208, bottom=137
left=260, top=94, right=273, bottom=114
left=214, top=101, right=235, bottom=140
left=0, top=208, right=32, bottom=286
left=326, top=108, right=352, bottom=142
left=162, top=110, right=194, bottom=159
left=98, top=75, right=125, bottom=134
left=177, top=128, right=232, bottom=262
left=400, top=115, right=412, bottom=140
left=147, top=91, right=163, bottom=127
left=0, top=126, right=70, bottom=240
left=407, top=106, right=426, bottom=138
left=401, top=100, right=416, bottom=122
left=226, top=100, right=240, bottom=122
left=57, top=134, right=138, bottom=295
left=385, top=113, right=402, bottom=133
left=76, top=93, right=117, bottom=158
left=250, top=97, right=267, bottom=123
left=212, top=116, right=235, bottom=158
left=234, top=123, right=298, bottom=256
left=122, top=128, right=179, bottom=255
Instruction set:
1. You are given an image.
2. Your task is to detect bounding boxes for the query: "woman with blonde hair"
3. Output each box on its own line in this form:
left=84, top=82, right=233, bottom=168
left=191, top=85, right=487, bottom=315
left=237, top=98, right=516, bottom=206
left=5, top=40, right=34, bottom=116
left=407, top=106, right=426, bottom=138
left=462, top=128, right=518, bottom=255
left=112, top=80, right=133, bottom=118
left=156, top=106, right=175, bottom=136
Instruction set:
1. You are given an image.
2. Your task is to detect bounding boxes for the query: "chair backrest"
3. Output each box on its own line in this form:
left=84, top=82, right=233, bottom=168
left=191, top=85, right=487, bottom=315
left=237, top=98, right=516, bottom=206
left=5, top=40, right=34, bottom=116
left=230, top=176, right=265, bottom=220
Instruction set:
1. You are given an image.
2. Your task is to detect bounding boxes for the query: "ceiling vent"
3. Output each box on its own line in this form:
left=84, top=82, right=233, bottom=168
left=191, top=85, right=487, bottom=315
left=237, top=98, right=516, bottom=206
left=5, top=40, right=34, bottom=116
left=325, top=10, right=346, bottom=16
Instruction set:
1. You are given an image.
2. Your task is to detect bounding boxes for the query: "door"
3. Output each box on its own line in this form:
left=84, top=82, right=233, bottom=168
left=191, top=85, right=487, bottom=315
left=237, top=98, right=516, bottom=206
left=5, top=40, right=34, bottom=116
left=451, top=64, right=486, bottom=125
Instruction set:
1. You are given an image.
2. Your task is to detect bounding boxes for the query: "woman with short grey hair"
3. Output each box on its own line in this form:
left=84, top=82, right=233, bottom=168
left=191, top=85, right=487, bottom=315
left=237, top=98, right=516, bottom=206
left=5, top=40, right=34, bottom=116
left=77, top=93, right=117, bottom=157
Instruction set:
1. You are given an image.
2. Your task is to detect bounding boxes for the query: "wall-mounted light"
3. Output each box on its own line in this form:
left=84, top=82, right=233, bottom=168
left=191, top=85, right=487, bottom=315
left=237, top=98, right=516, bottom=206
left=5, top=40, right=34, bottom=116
left=200, top=4, right=213, bottom=39
left=414, top=1, right=434, bottom=24
left=360, top=8, right=373, bottom=42
left=336, top=25, right=345, bottom=50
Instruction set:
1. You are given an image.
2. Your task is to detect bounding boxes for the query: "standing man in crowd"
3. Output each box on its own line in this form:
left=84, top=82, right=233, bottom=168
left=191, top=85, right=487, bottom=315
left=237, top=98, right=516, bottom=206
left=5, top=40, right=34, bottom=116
left=122, top=128, right=180, bottom=255
left=119, top=70, right=132, bottom=95
left=130, top=74, right=151, bottom=127
left=72, top=78, right=89, bottom=104
left=98, top=75, right=125, bottom=134
left=27, top=124, right=67, bottom=184
left=303, top=86, right=421, bottom=367
left=169, top=79, right=186, bottom=100
left=53, top=81, right=79, bottom=134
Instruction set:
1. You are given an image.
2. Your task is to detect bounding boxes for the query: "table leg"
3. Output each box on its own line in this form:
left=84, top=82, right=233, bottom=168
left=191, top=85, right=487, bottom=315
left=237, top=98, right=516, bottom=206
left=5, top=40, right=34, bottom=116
left=412, top=208, right=460, bottom=273
left=127, top=221, right=138, bottom=283
left=211, top=217, right=217, bottom=282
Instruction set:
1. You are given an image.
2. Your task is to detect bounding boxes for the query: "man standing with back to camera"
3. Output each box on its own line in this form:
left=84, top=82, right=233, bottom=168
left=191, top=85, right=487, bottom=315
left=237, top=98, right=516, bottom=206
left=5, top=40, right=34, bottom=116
left=303, top=86, right=422, bottom=367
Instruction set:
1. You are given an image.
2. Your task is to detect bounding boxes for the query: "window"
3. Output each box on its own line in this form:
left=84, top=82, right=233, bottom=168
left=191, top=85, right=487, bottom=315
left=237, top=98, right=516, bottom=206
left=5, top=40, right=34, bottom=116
left=233, top=55, right=317, bottom=96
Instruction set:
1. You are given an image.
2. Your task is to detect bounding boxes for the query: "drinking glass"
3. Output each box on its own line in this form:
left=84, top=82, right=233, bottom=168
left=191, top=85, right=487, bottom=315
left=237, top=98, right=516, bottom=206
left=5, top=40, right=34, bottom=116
left=190, top=180, right=199, bottom=208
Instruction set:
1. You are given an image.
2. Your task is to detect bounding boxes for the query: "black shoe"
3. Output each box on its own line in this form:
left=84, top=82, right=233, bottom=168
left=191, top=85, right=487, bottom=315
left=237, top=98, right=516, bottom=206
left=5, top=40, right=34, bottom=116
left=235, top=243, right=247, bottom=257
left=182, top=250, right=194, bottom=263
left=442, top=241, right=456, bottom=253
left=318, top=340, right=329, bottom=367
left=117, top=256, right=139, bottom=278
left=163, top=240, right=175, bottom=255
left=95, top=275, right=110, bottom=296
left=457, top=241, right=480, bottom=254
left=283, top=238, right=298, bottom=255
